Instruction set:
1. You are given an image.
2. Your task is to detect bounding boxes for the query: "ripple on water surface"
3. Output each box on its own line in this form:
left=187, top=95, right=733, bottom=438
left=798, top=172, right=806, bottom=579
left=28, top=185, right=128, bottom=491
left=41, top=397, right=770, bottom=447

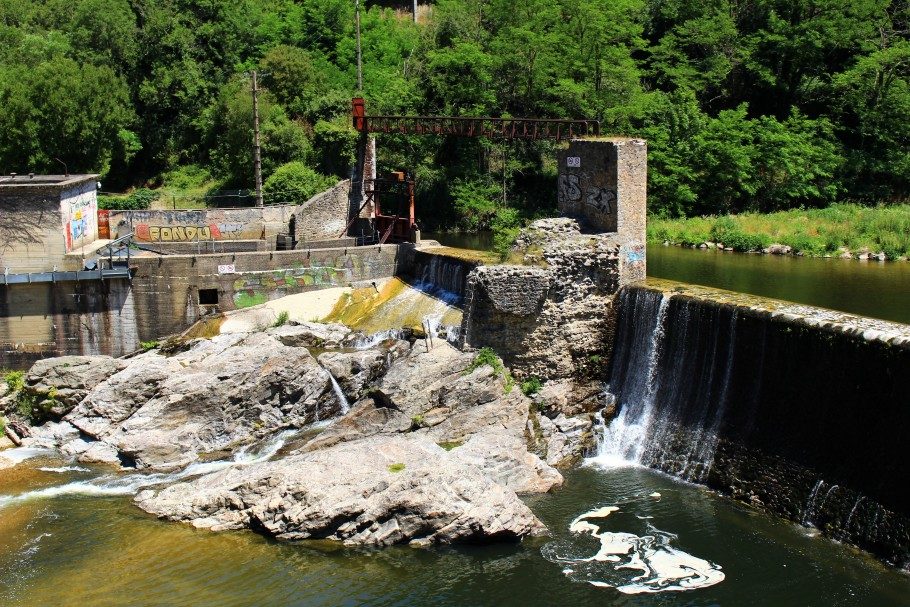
left=2, top=455, right=909, bottom=606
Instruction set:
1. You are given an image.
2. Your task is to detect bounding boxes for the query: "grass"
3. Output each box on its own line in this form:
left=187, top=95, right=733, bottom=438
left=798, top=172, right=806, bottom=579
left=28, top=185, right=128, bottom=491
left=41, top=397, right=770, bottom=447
left=388, top=463, right=406, bottom=473
left=140, top=340, right=160, bottom=351
left=647, top=203, right=910, bottom=258
left=272, top=310, right=290, bottom=327
left=520, top=376, right=543, bottom=397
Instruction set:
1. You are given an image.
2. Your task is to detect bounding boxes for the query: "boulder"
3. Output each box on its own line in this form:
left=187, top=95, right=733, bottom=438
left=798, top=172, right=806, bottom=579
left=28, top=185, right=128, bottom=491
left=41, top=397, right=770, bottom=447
left=24, top=355, right=128, bottom=417
left=135, top=434, right=547, bottom=546
left=317, top=342, right=408, bottom=403
left=66, top=332, right=345, bottom=471
left=268, top=322, right=352, bottom=349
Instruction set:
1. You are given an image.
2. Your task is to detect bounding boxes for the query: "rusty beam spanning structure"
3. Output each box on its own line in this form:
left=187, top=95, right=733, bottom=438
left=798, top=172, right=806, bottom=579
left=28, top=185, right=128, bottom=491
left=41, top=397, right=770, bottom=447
left=352, top=98, right=598, bottom=141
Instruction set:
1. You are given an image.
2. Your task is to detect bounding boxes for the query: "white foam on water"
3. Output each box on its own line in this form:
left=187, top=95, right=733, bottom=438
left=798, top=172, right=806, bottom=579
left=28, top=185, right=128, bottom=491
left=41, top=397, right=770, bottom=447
left=0, top=447, right=54, bottom=464
left=0, top=430, right=297, bottom=509
left=545, top=505, right=725, bottom=595
left=38, top=466, right=91, bottom=474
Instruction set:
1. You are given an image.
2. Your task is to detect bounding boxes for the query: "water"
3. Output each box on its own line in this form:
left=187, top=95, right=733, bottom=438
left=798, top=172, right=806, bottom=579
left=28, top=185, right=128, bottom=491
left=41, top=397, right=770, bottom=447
left=326, top=371, right=351, bottom=414
left=2, top=454, right=908, bottom=606
left=648, top=246, right=910, bottom=324
left=426, top=232, right=910, bottom=324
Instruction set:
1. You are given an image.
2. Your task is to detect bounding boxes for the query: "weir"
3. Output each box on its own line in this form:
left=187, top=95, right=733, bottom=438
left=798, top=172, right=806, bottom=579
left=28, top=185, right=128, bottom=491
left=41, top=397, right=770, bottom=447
left=597, top=280, right=910, bottom=568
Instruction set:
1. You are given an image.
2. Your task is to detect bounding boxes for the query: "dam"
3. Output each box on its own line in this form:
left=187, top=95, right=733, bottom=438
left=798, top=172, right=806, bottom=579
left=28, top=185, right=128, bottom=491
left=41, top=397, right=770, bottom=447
left=1, top=137, right=908, bottom=605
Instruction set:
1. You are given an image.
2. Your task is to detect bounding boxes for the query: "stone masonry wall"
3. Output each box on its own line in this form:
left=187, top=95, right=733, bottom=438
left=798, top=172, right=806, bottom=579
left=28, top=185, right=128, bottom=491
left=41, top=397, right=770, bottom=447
left=461, top=218, right=619, bottom=388
left=556, top=137, right=647, bottom=282
left=293, top=180, right=353, bottom=244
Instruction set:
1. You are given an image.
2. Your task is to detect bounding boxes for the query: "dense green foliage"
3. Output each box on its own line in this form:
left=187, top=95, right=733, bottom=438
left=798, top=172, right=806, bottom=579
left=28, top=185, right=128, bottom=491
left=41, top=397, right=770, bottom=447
left=0, top=0, right=907, bottom=224
left=648, top=203, right=910, bottom=257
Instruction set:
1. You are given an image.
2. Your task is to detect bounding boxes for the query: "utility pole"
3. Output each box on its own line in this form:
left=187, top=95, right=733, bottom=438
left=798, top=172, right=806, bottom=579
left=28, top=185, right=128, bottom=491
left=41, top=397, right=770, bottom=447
left=251, top=70, right=263, bottom=207
left=355, top=0, right=363, bottom=92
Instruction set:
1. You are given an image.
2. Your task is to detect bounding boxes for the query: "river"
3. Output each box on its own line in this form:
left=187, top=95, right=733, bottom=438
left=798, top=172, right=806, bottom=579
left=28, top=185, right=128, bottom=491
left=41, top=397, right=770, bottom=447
left=425, top=233, right=910, bottom=324
left=2, top=447, right=908, bottom=606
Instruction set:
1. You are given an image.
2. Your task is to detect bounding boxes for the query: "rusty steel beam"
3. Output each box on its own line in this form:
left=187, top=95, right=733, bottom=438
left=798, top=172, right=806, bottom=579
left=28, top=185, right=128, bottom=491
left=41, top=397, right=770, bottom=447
left=351, top=98, right=599, bottom=141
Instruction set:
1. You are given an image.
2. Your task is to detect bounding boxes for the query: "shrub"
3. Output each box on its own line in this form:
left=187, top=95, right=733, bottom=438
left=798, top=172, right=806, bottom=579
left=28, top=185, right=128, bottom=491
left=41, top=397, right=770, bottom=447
left=140, top=340, right=159, bottom=351
left=467, top=347, right=504, bottom=375
left=272, top=311, right=290, bottom=327
left=520, top=376, right=543, bottom=396
left=388, top=463, right=405, bottom=473
left=410, top=414, right=426, bottom=428
left=437, top=441, right=463, bottom=451
left=263, top=161, right=335, bottom=205
left=710, top=216, right=738, bottom=244
left=3, top=370, right=24, bottom=393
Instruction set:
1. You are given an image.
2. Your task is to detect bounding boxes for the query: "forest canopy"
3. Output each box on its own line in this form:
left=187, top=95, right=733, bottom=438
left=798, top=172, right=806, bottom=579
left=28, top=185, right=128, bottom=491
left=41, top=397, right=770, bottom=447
left=0, top=0, right=907, bottom=230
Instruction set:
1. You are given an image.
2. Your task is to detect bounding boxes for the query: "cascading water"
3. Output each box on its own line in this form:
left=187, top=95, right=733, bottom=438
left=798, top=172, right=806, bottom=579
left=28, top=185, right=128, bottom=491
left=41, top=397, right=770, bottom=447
left=0, top=430, right=297, bottom=509
left=326, top=371, right=351, bottom=413
left=592, top=288, right=741, bottom=483
left=594, top=290, right=670, bottom=466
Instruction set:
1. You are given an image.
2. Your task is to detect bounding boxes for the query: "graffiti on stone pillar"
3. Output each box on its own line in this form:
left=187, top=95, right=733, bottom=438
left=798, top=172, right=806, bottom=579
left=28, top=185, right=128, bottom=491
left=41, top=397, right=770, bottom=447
left=557, top=174, right=581, bottom=204
left=585, top=187, right=615, bottom=214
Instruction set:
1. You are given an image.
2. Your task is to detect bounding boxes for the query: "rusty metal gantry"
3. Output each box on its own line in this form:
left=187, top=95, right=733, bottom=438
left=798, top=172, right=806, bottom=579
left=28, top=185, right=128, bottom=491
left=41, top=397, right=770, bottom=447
left=351, top=98, right=599, bottom=141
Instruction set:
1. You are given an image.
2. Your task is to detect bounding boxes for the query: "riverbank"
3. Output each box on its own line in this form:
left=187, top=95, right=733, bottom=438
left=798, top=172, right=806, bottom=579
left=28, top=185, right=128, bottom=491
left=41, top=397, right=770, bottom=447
left=647, top=204, right=910, bottom=260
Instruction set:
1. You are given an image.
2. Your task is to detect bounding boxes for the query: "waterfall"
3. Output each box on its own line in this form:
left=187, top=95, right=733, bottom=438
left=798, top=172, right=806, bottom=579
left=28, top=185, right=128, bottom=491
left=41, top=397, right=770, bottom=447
left=593, top=288, right=739, bottom=481
left=595, top=289, right=670, bottom=465
left=327, top=371, right=351, bottom=414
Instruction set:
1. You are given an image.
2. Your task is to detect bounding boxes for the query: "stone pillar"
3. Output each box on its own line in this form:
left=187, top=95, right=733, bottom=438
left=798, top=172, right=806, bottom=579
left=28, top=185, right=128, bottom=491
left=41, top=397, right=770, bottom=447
left=556, top=138, right=647, bottom=283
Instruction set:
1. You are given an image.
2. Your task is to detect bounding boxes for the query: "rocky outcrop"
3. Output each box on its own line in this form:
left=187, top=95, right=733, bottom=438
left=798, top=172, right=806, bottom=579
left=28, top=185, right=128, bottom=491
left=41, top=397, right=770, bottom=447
left=316, top=340, right=409, bottom=402
left=19, top=323, right=563, bottom=547
left=64, top=332, right=345, bottom=471
left=136, top=434, right=546, bottom=546
left=24, top=356, right=128, bottom=417
left=268, top=322, right=353, bottom=349
left=460, top=218, right=619, bottom=389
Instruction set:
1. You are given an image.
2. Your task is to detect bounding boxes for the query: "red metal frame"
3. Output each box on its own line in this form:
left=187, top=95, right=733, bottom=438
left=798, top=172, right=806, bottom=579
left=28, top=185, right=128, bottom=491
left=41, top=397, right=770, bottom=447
left=369, top=171, right=415, bottom=243
left=351, top=98, right=599, bottom=141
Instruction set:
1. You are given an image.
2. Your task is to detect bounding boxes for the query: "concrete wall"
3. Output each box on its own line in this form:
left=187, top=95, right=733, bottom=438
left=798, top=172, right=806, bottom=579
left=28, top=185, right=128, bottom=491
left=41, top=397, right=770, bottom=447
left=127, top=244, right=410, bottom=339
left=0, top=177, right=100, bottom=273
left=0, top=244, right=413, bottom=367
left=0, top=279, right=138, bottom=368
left=109, top=206, right=297, bottom=245
left=61, top=181, right=99, bottom=253
left=293, top=180, right=353, bottom=244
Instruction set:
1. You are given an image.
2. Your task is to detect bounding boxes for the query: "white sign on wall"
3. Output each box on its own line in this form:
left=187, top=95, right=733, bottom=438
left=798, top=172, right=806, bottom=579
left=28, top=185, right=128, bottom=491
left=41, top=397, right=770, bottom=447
left=218, top=264, right=236, bottom=274
left=566, top=156, right=581, bottom=168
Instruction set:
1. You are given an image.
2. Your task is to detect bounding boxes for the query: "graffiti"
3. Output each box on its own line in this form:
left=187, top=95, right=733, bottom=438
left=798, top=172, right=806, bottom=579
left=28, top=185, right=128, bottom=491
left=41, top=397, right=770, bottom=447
left=558, top=173, right=581, bottom=203
left=63, top=185, right=97, bottom=252
left=232, top=265, right=353, bottom=308
left=585, top=187, right=615, bottom=214
left=134, top=224, right=222, bottom=242
left=625, top=245, right=645, bottom=264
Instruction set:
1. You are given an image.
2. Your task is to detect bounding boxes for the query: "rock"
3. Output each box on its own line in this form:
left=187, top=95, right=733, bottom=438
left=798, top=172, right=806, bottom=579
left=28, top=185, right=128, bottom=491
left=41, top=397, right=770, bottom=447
left=25, top=355, right=128, bottom=416
left=317, top=343, right=407, bottom=402
left=268, top=322, right=352, bottom=349
left=450, top=431, right=562, bottom=493
left=766, top=244, right=792, bottom=255
left=0, top=382, right=8, bottom=398
left=66, top=332, right=345, bottom=471
left=135, top=434, right=547, bottom=546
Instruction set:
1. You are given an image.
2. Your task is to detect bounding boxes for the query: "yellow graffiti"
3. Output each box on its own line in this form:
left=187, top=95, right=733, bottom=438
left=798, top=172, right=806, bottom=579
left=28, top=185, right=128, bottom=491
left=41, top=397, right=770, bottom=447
left=146, top=226, right=213, bottom=241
